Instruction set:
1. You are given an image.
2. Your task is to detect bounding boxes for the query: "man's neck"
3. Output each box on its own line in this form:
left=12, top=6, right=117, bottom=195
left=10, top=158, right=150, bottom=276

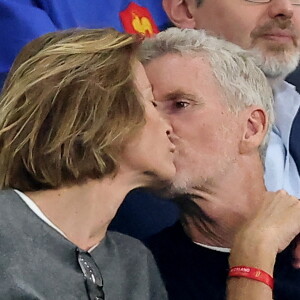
left=183, top=157, right=266, bottom=248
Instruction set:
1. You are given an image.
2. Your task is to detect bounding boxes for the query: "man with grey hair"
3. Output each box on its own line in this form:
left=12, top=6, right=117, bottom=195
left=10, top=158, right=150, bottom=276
left=163, top=0, right=300, bottom=199
left=141, top=27, right=300, bottom=300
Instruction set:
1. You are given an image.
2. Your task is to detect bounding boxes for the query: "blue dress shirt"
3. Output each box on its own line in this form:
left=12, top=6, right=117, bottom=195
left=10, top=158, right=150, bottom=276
left=264, top=80, right=300, bottom=198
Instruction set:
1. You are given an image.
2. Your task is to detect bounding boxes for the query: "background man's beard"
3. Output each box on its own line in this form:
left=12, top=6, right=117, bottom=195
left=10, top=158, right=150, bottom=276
left=250, top=18, right=300, bottom=79
left=251, top=47, right=300, bottom=79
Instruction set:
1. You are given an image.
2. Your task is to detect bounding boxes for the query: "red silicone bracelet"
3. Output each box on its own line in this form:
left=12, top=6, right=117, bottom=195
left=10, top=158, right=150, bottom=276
left=228, top=266, right=274, bottom=289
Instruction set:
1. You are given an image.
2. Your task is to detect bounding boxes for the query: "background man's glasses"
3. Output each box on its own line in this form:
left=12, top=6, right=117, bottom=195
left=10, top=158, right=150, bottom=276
left=77, top=249, right=105, bottom=300
left=245, top=0, right=300, bottom=5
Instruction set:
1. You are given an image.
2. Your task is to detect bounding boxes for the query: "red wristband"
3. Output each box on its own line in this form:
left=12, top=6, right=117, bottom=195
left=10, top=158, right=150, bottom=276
left=228, top=266, right=274, bottom=289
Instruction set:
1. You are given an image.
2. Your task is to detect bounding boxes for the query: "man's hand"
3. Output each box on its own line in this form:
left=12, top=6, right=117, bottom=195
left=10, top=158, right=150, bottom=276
left=230, top=190, right=300, bottom=271
left=227, top=190, right=300, bottom=300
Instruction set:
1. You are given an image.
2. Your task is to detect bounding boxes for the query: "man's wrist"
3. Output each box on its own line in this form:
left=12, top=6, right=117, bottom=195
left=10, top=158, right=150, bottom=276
left=229, top=237, right=276, bottom=275
left=228, top=266, right=274, bottom=289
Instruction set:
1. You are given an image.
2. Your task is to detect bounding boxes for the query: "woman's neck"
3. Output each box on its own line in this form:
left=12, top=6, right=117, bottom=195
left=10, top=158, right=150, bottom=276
left=25, top=175, right=135, bottom=251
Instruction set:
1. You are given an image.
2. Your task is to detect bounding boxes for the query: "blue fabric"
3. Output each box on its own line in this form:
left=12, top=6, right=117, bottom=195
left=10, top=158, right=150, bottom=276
left=287, top=66, right=300, bottom=93
left=290, top=107, right=300, bottom=176
left=0, top=0, right=170, bottom=88
left=264, top=80, right=300, bottom=198
left=109, top=189, right=179, bottom=240
left=284, top=65, right=300, bottom=176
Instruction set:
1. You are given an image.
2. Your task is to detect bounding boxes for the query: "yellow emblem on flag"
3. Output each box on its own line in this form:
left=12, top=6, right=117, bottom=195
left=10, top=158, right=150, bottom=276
left=120, top=2, right=159, bottom=37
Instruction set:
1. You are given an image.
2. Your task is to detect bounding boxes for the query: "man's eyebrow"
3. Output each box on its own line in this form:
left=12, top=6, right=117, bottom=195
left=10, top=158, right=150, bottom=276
left=162, top=90, right=205, bottom=107
left=163, top=90, right=197, bottom=101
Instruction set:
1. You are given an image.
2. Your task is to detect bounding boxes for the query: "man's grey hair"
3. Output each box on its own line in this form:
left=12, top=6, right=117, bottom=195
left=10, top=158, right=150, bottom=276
left=139, top=27, right=274, bottom=160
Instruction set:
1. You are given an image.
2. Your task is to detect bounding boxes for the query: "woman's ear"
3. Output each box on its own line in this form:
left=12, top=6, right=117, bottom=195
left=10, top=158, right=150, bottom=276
left=239, top=106, right=268, bottom=155
left=163, top=0, right=197, bottom=28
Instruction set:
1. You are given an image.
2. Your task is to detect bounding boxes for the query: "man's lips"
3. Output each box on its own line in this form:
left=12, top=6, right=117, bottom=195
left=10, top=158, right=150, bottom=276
left=260, top=29, right=295, bottom=43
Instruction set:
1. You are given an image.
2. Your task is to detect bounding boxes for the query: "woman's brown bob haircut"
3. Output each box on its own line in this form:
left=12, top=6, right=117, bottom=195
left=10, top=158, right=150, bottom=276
left=0, top=28, right=145, bottom=191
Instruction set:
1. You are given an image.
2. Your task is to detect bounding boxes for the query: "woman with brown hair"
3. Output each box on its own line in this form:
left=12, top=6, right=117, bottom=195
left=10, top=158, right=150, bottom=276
left=0, top=28, right=175, bottom=299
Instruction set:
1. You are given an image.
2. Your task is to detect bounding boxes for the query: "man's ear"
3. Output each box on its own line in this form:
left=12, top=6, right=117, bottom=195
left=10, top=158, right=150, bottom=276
left=163, top=0, right=197, bottom=28
left=239, top=106, right=268, bottom=155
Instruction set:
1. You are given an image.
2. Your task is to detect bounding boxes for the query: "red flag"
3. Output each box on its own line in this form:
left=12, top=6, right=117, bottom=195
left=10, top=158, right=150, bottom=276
left=120, top=2, right=159, bottom=37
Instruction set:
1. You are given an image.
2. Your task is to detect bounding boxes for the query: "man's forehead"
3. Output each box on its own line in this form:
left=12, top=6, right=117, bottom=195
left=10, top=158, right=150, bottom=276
left=147, top=54, right=217, bottom=89
left=146, top=52, right=212, bottom=81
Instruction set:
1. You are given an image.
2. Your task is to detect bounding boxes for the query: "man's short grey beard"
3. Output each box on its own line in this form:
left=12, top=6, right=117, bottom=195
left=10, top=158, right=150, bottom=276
left=250, top=47, right=300, bottom=79
left=167, top=173, right=213, bottom=198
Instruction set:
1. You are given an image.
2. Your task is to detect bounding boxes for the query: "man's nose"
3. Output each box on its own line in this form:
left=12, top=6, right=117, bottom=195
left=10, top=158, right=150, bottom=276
left=268, top=0, right=294, bottom=20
